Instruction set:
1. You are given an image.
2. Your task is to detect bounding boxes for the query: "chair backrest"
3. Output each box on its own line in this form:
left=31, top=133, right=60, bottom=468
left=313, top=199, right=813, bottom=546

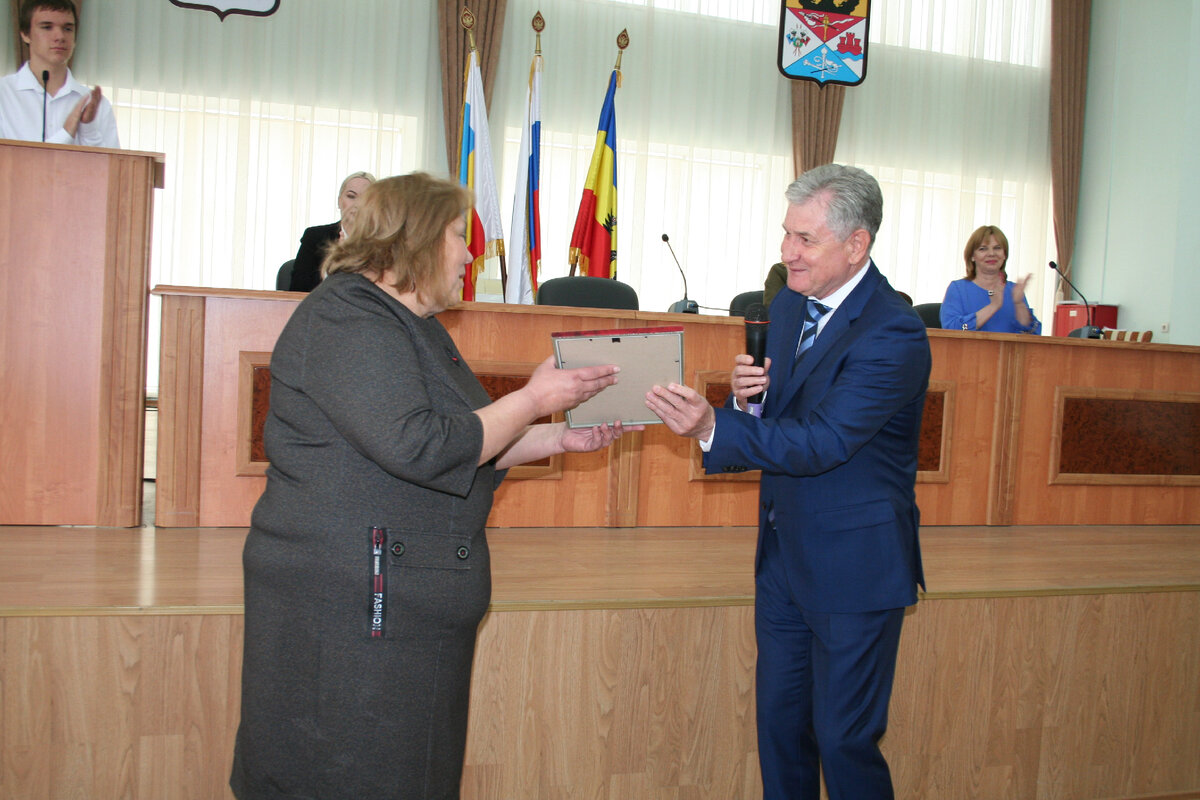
left=913, top=302, right=942, bottom=329
left=1102, top=329, right=1154, bottom=343
left=535, top=276, right=639, bottom=310
left=276, top=259, right=296, bottom=291
left=729, top=290, right=765, bottom=317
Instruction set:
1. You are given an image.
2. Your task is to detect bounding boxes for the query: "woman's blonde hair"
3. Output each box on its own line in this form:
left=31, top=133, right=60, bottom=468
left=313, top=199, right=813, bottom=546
left=338, top=170, right=376, bottom=198
left=962, top=225, right=1009, bottom=280
left=323, top=173, right=473, bottom=304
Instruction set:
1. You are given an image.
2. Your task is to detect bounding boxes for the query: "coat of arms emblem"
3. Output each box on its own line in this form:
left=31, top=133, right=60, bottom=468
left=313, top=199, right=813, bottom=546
left=168, top=0, right=280, bottom=21
left=778, top=0, right=871, bottom=86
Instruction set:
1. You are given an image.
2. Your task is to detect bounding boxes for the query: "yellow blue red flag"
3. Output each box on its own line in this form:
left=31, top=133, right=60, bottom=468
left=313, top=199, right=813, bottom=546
left=457, top=49, right=505, bottom=300
left=569, top=70, right=618, bottom=279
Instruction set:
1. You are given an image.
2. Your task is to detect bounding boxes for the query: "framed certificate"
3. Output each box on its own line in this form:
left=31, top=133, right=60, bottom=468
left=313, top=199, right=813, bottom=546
left=552, top=326, right=685, bottom=428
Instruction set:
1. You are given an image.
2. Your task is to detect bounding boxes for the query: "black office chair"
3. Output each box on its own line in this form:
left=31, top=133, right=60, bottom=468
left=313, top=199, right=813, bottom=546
left=729, top=290, right=765, bottom=317
left=535, top=276, right=639, bottom=310
left=913, top=302, right=942, bottom=329
left=276, top=259, right=296, bottom=291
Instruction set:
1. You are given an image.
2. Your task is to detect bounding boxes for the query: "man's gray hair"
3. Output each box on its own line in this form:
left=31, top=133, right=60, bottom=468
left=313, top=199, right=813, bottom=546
left=785, top=164, right=883, bottom=250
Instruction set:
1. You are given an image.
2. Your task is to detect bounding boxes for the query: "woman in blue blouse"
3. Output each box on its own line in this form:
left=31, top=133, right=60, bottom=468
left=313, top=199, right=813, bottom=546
left=940, top=225, right=1041, bottom=334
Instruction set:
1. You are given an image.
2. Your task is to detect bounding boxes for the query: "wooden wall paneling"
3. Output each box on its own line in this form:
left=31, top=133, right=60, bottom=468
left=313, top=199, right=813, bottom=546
left=917, top=380, right=955, bottom=483
left=0, top=614, right=244, bottom=800
left=636, top=316, right=759, bottom=527
left=3, top=589, right=1199, bottom=799
left=0, top=146, right=106, bottom=524
left=607, top=431, right=643, bottom=527
left=1049, top=386, right=1200, bottom=486
left=1014, top=341, right=1200, bottom=525
left=462, top=606, right=761, bottom=799
left=155, top=294, right=205, bottom=527
left=96, top=155, right=156, bottom=526
left=986, top=341, right=1025, bottom=525
left=234, top=351, right=272, bottom=477
left=0, top=143, right=160, bottom=526
left=441, top=307, right=631, bottom=528
left=197, top=297, right=299, bottom=527
left=887, top=591, right=1200, bottom=800
left=915, top=334, right=1006, bottom=525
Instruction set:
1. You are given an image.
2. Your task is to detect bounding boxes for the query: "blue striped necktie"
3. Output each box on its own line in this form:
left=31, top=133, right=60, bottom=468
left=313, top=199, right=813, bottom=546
left=794, top=298, right=831, bottom=363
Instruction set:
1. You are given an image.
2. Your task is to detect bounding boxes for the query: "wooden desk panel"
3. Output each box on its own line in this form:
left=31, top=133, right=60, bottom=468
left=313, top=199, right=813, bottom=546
left=1015, top=337, right=1200, bottom=525
left=0, top=141, right=162, bottom=526
left=152, top=288, right=1200, bottom=528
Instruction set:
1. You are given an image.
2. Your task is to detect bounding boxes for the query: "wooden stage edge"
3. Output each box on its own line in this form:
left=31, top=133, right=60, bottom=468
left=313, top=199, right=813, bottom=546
left=3, top=507, right=1198, bottom=800
left=1, top=520, right=1197, bottom=617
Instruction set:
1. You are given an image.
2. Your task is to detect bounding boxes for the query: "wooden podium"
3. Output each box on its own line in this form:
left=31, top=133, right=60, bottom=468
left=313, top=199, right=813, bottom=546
left=0, top=140, right=164, bottom=526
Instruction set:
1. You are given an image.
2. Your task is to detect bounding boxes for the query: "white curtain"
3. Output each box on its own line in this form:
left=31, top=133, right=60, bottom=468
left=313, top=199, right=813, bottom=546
left=485, top=0, right=794, bottom=310
left=486, top=0, right=1053, bottom=318
left=58, top=0, right=446, bottom=390
left=11, top=0, right=1053, bottom=389
left=77, top=0, right=446, bottom=291
left=835, top=0, right=1055, bottom=315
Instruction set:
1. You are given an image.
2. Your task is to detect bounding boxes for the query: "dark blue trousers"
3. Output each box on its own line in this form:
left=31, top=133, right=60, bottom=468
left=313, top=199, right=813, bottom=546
left=755, top=526, right=905, bottom=800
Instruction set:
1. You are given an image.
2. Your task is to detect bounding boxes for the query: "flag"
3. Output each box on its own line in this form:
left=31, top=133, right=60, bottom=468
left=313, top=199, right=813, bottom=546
left=457, top=49, right=505, bottom=301
left=505, top=49, right=543, bottom=304
left=568, top=70, right=618, bottom=279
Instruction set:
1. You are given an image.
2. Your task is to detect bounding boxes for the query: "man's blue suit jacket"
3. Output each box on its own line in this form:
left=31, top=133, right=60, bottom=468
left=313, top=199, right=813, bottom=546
left=704, top=262, right=931, bottom=613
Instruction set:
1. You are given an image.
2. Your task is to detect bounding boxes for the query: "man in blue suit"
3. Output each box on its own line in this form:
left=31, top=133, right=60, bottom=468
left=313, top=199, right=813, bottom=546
left=646, top=164, right=930, bottom=799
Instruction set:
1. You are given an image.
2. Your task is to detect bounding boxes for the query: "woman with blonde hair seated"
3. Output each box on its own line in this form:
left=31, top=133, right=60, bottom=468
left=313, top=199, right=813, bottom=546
left=288, top=170, right=376, bottom=291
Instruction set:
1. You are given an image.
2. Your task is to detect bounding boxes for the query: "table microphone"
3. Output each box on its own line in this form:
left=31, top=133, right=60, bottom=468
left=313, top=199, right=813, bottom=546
left=1049, top=261, right=1101, bottom=338
left=42, top=70, right=50, bottom=142
left=662, top=233, right=698, bottom=314
left=744, top=302, right=769, bottom=418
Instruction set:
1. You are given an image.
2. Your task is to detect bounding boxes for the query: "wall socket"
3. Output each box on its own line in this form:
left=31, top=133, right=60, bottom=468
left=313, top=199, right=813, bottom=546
left=1160, top=322, right=1170, bottom=333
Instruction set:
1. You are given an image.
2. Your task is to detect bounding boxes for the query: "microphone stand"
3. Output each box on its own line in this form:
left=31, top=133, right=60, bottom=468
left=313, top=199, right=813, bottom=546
left=662, top=233, right=698, bottom=314
left=42, top=70, right=50, bottom=143
left=1049, top=261, right=1101, bottom=338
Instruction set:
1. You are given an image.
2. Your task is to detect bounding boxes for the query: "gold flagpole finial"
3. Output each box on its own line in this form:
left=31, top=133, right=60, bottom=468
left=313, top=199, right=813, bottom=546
left=615, top=28, right=629, bottom=86
left=532, top=11, right=545, bottom=55
left=460, top=6, right=477, bottom=51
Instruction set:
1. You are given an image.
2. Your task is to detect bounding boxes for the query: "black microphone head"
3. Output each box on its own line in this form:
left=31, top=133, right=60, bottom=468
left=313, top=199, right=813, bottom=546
left=42, top=69, right=50, bottom=84
left=1049, top=261, right=1058, bottom=271
left=744, top=302, right=769, bottom=323
left=661, top=233, right=669, bottom=242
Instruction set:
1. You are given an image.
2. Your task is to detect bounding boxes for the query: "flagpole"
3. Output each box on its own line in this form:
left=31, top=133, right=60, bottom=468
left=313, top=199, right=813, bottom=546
left=458, top=6, right=506, bottom=300
left=506, top=11, right=545, bottom=304
left=568, top=29, right=629, bottom=279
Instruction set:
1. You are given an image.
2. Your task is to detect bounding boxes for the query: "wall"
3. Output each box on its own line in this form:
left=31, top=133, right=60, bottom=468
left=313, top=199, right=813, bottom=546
left=1074, top=0, right=1200, bottom=345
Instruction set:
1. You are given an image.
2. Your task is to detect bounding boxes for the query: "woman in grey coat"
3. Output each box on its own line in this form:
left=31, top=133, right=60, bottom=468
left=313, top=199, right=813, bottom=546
left=231, top=172, right=629, bottom=800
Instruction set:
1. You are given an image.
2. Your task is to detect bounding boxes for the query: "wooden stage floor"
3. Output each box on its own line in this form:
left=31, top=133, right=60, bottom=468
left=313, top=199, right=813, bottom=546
left=2, top=484, right=1198, bottom=800
left=1, top=483, right=1197, bottom=616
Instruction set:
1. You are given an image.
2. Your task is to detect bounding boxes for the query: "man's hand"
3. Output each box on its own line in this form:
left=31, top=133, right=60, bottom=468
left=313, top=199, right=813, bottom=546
left=645, top=383, right=715, bottom=441
left=731, top=354, right=771, bottom=410
left=63, top=86, right=103, bottom=137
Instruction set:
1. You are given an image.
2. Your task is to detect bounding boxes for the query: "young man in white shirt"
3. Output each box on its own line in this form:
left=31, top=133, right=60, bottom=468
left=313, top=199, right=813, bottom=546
left=0, top=0, right=119, bottom=147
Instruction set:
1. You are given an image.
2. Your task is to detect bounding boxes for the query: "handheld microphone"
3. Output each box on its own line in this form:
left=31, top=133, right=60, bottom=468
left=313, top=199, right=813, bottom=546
left=743, top=302, right=769, bottom=417
left=1049, top=261, right=1101, bottom=338
left=662, top=233, right=698, bottom=314
left=41, top=70, right=50, bottom=143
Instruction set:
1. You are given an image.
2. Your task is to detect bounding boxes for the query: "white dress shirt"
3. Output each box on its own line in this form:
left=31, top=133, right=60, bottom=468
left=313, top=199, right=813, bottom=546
left=0, top=63, right=119, bottom=148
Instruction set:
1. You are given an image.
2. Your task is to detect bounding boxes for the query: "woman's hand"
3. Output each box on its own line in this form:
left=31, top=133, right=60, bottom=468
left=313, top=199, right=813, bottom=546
left=730, top=354, right=771, bottom=409
left=558, top=420, right=641, bottom=453
left=522, top=355, right=619, bottom=418
left=1011, top=272, right=1033, bottom=305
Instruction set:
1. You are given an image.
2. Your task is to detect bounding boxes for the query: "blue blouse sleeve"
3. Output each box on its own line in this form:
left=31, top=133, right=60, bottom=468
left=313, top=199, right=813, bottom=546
left=940, top=281, right=977, bottom=330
